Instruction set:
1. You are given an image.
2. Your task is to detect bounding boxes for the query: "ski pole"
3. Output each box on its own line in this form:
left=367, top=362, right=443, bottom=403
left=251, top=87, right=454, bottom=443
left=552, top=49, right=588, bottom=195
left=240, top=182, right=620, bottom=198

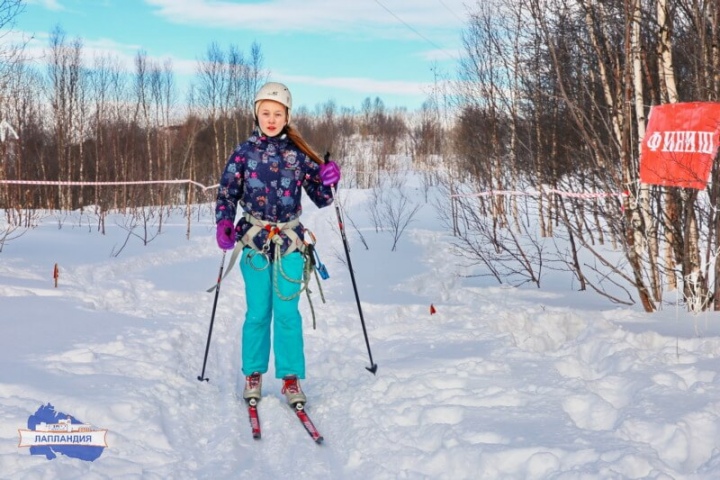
left=331, top=183, right=378, bottom=375
left=197, top=249, right=227, bottom=382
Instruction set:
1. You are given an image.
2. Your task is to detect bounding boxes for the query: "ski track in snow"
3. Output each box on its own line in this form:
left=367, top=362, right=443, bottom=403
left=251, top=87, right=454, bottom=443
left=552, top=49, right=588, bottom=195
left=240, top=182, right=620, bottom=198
left=2, top=185, right=720, bottom=478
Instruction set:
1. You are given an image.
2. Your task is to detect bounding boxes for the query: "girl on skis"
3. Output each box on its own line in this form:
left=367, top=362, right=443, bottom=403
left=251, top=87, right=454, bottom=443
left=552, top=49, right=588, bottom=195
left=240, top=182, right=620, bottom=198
left=214, top=82, right=341, bottom=406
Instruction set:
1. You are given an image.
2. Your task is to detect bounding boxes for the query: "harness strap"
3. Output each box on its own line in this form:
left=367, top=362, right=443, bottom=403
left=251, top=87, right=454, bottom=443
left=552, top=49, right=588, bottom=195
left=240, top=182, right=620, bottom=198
left=207, top=214, right=302, bottom=292
left=241, top=212, right=303, bottom=255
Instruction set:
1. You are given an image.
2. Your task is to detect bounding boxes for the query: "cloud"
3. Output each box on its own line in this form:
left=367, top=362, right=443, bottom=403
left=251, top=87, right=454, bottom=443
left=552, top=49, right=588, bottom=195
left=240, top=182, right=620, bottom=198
left=279, top=73, right=432, bottom=97
left=419, top=47, right=463, bottom=62
left=11, top=29, right=140, bottom=68
left=26, top=0, right=64, bottom=11
left=143, top=0, right=467, bottom=34
left=12, top=29, right=435, bottom=110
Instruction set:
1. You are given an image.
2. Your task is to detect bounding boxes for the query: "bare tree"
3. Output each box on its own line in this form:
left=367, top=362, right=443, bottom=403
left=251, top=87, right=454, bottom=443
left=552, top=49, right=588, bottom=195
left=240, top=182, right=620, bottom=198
left=195, top=42, right=226, bottom=173
left=368, top=172, right=422, bottom=251
left=0, top=0, right=26, bottom=92
left=47, top=26, right=85, bottom=211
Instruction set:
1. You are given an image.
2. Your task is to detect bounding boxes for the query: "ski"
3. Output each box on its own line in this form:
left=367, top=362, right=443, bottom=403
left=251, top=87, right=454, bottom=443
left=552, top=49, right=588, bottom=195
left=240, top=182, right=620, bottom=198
left=245, top=399, right=322, bottom=444
left=247, top=399, right=261, bottom=440
left=293, top=403, right=324, bottom=444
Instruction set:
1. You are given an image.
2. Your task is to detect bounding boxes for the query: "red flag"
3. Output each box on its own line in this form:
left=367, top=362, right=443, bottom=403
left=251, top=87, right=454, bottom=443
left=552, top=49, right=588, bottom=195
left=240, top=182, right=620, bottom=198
left=640, top=102, right=720, bottom=189
left=430, top=304, right=436, bottom=315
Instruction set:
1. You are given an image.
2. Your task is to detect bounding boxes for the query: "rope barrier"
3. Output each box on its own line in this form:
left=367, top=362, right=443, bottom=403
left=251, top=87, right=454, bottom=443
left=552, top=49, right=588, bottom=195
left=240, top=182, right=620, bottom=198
left=450, top=189, right=627, bottom=199
left=0, top=179, right=219, bottom=191
left=1, top=178, right=626, bottom=200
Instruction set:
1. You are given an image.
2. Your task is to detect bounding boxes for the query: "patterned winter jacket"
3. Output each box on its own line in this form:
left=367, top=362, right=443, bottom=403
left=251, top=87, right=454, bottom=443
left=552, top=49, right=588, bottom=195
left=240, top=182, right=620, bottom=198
left=215, top=130, right=334, bottom=256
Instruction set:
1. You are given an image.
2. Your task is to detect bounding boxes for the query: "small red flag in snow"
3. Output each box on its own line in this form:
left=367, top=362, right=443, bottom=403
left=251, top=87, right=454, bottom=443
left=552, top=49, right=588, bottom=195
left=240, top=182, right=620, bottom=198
left=430, top=304, right=436, bottom=315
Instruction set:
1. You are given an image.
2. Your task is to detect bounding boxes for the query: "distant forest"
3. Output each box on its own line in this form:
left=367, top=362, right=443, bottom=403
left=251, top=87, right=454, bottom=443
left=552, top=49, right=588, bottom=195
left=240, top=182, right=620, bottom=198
left=2, top=0, right=720, bottom=312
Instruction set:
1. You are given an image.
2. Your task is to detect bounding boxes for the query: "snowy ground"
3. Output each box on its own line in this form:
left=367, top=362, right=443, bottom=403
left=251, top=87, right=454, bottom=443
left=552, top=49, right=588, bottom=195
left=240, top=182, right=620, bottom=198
left=2, top=181, right=720, bottom=479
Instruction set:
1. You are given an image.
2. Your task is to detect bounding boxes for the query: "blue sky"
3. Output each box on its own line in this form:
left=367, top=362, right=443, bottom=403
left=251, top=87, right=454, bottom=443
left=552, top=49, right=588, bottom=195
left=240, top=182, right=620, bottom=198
left=16, top=0, right=469, bottom=112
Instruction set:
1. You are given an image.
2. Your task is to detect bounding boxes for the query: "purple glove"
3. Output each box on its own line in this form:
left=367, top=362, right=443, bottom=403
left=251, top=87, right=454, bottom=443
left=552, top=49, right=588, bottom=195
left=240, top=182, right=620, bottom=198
left=319, top=160, right=341, bottom=186
left=216, top=219, right=235, bottom=250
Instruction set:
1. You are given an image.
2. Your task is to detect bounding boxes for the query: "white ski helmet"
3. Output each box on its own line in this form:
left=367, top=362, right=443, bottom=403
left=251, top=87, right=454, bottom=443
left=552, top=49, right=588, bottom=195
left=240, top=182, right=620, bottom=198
left=254, top=82, right=292, bottom=123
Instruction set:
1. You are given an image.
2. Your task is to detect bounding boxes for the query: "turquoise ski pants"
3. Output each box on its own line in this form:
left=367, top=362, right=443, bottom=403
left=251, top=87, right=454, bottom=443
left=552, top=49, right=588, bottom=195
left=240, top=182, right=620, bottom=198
left=239, top=247, right=305, bottom=379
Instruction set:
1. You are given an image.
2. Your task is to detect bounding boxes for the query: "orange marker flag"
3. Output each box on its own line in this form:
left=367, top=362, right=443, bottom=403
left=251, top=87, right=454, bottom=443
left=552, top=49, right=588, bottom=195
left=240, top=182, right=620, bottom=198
left=53, top=263, right=59, bottom=288
left=430, top=304, right=436, bottom=315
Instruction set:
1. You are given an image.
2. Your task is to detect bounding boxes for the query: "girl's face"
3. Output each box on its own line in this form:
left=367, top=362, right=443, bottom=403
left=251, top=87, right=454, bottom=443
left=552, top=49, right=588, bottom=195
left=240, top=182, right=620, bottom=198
left=257, top=100, right=288, bottom=137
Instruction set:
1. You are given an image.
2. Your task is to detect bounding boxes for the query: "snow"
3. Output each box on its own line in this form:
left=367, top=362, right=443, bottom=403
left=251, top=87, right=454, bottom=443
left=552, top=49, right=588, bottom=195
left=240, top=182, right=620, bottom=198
left=2, top=178, right=720, bottom=479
